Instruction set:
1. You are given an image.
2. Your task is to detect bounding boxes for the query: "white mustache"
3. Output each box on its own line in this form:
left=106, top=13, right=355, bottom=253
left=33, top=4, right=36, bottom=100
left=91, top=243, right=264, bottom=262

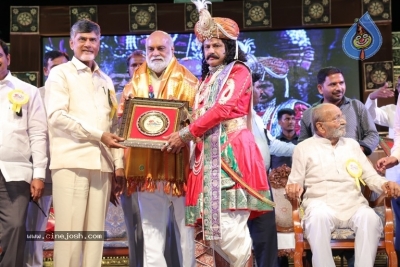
left=151, top=57, right=164, bottom=62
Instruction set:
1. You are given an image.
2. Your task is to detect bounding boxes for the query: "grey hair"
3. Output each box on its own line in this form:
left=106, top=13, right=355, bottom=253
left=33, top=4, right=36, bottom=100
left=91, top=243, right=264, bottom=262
left=311, top=103, right=333, bottom=133
left=70, top=19, right=101, bottom=40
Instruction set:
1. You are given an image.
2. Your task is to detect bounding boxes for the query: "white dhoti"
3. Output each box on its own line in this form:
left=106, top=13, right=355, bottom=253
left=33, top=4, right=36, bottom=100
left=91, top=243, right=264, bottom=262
left=138, top=189, right=195, bottom=267
left=212, top=210, right=252, bottom=267
left=303, top=202, right=382, bottom=267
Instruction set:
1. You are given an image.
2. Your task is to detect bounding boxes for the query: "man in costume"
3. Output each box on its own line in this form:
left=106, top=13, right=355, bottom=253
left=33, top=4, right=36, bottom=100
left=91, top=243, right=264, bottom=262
left=286, top=103, right=400, bottom=267
left=45, top=19, right=125, bottom=267
left=118, top=30, right=198, bottom=267
left=252, top=57, right=310, bottom=137
left=163, top=1, right=274, bottom=266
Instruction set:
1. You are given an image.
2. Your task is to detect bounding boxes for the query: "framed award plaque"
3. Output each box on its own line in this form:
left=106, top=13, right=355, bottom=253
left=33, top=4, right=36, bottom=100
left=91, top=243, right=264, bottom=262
left=118, top=97, right=190, bottom=149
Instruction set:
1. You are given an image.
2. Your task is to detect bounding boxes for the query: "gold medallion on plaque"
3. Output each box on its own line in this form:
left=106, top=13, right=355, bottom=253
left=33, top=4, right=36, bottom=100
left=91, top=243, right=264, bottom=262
left=137, top=111, right=170, bottom=136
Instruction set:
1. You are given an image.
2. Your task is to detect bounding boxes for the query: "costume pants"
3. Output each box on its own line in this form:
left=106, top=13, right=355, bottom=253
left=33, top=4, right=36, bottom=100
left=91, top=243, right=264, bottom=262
left=121, top=192, right=143, bottom=267
left=52, top=169, right=111, bottom=267
left=303, top=202, right=382, bottom=267
left=24, top=181, right=52, bottom=267
left=212, top=210, right=252, bottom=267
left=0, top=171, right=30, bottom=267
left=138, top=190, right=195, bottom=267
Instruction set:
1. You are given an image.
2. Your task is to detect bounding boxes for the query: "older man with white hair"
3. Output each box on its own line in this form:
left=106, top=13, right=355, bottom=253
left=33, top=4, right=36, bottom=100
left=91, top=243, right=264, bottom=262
left=118, top=30, right=198, bottom=267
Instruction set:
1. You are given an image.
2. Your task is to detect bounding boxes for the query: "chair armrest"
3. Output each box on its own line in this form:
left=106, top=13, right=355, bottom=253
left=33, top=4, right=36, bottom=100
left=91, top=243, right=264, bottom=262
left=289, top=198, right=306, bottom=261
left=277, top=225, right=294, bottom=233
left=384, top=196, right=394, bottom=234
left=289, top=198, right=304, bottom=240
left=290, top=198, right=302, bottom=231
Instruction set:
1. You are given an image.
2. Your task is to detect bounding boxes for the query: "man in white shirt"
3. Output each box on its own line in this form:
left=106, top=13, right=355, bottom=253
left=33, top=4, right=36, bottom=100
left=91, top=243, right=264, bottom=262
left=375, top=76, right=400, bottom=256
left=250, top=72, right=295, bottom=267
left=0, top=39, right=47, bottom=267
left=24, top=50, right=69, bottom=267
left=365, top=83, right=396, bottom=140
left=287, top=103, right=400, bottom=267
left=44, top=19, right=125, bottom=267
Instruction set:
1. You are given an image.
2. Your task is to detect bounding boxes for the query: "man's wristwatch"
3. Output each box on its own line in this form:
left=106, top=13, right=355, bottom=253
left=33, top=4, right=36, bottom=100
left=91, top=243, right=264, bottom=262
left=34, top=178, right=45, bottom=182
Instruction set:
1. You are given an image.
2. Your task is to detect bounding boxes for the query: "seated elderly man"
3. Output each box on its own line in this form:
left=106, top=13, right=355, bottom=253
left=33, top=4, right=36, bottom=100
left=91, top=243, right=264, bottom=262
left=285, top=103, right=400, bottom=267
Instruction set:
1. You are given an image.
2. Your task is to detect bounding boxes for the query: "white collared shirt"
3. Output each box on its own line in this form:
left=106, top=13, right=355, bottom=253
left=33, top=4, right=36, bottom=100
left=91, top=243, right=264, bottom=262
left=365, top=96, right=395, bottom=138
left=0, top=72, right=47, bottom=182
left=45, top=57, right=123, bottom=172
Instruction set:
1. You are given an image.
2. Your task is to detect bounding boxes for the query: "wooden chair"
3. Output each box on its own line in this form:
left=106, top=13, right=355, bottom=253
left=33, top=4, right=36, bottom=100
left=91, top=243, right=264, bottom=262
left=290, top=185, right=397, bottom=267
left=269, top=164, right=296, bottom=259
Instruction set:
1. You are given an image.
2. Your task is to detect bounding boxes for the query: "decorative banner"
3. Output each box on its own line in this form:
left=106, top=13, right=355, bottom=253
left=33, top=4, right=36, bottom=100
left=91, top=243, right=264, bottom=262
left=393, top=32, right=400, bottom=49
left=393, top=32, right=400, bottom=68
left=69, top=6, right=98, bottom=26
left=184, top=3, right=212, bottom=31
left=243, top=0, right=271, bottom=29
left=12, top=72, right=39, bottom=87
left=393, top=49, right=400, bottom=67
left=129, top=4, right=157, bottom=32
left=393, top=67, right=400, bottom=81
left=342, top=12, right=382, bottom=61
left=361, top=0, right=391, bottom=21
left=10, top=6, right=39, bottom=34
left=363, top=61, right=393, bottom=91
left=302, top=0, right=331, bottom=25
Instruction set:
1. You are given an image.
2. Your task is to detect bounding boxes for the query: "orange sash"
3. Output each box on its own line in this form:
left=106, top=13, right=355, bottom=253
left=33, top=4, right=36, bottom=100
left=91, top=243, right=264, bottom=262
left=120, top=57, right=198, bottom=196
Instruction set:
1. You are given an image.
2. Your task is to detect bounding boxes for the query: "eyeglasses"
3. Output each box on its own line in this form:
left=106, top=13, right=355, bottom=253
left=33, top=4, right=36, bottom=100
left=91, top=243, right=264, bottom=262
left=319, top=114, right=346, bottom=124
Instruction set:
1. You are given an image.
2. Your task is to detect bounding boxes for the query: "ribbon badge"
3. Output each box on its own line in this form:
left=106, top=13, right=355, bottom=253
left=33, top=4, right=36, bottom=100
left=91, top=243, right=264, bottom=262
left=346, top=159, right=366, bottom=190
left=8, top=89, right=29, bottom=113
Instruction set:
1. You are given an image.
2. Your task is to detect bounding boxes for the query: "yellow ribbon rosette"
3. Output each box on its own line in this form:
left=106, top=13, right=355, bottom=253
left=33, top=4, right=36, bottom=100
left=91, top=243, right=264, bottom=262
left=108, top=89, right=118, bottom=119
left=8, top=89, right=29, bottom=113
left=346, top=159, right=366, bottom=190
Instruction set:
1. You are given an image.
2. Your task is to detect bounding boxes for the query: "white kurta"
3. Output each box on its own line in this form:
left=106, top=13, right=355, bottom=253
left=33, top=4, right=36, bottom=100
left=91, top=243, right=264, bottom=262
left=288, top=134, right=386, bottom=266
left=288, top=134, right=387, bottom=221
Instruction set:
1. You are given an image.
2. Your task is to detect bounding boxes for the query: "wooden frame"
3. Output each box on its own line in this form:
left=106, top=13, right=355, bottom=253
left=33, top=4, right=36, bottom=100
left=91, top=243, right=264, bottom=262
left=118, top=97, right=190, bottom=149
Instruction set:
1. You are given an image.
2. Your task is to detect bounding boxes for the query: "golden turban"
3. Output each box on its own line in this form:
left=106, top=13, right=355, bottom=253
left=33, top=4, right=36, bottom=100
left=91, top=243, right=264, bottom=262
left=192, top=0, right=240, bottom=43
